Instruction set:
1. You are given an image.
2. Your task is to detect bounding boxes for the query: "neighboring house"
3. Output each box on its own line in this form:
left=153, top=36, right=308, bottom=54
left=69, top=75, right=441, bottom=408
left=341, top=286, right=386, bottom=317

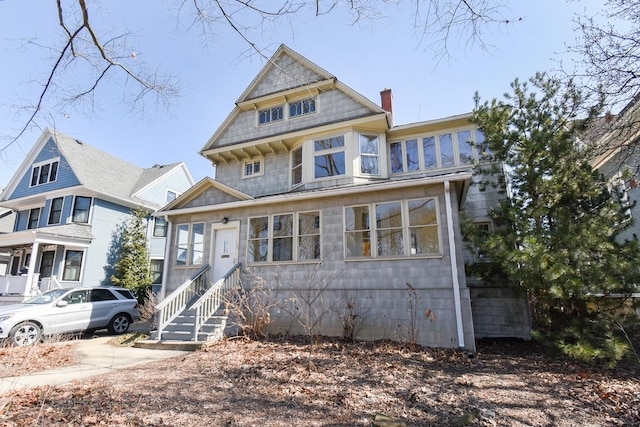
left=591, top=95, right=640, bottom=242
left=155, top=45, right=530, bottom=350
left=0, top=128, right=194, bottom=305
left=0, top=197, right=15, bottom=277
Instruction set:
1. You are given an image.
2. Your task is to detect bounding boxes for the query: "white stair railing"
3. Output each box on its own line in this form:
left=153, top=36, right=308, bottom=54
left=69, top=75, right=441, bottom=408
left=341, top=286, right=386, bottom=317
left=190, top=263, right=241, bottom=341
left=156, top=265, right=210, bottom=339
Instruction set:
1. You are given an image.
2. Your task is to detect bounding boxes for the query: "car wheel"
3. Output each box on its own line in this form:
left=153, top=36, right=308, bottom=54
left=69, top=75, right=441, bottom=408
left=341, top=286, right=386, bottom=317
left=10, top=321, right=42, bottom=347
left=108, top=314, right=131, bottom=335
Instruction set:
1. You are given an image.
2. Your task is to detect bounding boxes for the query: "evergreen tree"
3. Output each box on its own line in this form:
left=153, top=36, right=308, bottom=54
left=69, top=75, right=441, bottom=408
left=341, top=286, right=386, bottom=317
left=467, top=73, right=640, bottom=365
left=111, top=206, right=153, bottom=300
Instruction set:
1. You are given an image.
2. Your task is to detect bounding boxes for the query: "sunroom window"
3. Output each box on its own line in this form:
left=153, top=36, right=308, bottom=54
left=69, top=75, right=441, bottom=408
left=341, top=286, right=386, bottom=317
left=314, top=135, right=345, bottom=179
left=345, top=198, right=440, bottom=258
left=390, top=139, right=419, bottom=173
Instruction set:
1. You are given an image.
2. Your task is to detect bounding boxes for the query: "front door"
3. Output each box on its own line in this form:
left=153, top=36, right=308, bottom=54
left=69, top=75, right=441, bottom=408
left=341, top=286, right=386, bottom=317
left=212, top=228, right=238, bottom=283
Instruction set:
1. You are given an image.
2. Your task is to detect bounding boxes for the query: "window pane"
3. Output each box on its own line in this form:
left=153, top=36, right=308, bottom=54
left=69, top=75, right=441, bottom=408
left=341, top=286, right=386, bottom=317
left=72, top=196, right=91, bottom=223
left=245, top=162, right=254, bottom=176
left=376, top=202, right=402, bottom=228
left=408, top=199, right=437, bottom=225
left=314, top=136, right=345, bottom=151
left=62, top=250, right=83, bottom=281
left=345, top=206, right=369, bottom=231
left=476, top=129, right=491, bottom=161
left=248, top=239, right=269, bottom=262
left=249, top=217, right=269, bottom=239
left=359, top=134, right=379, bottom=154
left=423, top=137, right=437, bottom=169
left=50, top=162, right=58, bottom=182
left=151, top=260, right=164, bottom=284
left=390, top=142, right=404, bottom=173
left=248, top=217, right=269, bottom=263
left=49, top=197, right=63, bottom=224
left=440, top=133, right=454, bottom=167
left=457, top=130, right=474, bottom=164
left=361, top=155, right=379, bottom=175
left=292, top=147, right=303, bottom=186
left=346, top=231, right=371, bottom=257
left=410, top=226, right=439, bottom=254
left=406, top=139, right=419, bottom=171
left=315, top=152, right=345, bottom=178
left=153, top=218, right=167, bottom=237
left=191, top=223, right=204, bottom=265
left=299, top=212, right=320, bottom=260
left=377, top=229, right=404, bottom=256
left=166, top=191, right=177, bottom=202
left=273, top=214, right=293, bottom=237
left=176, top=224, right=189, bottom=265
left=39, top=163, right=50, bottom=184
left=31, top=167, right=39, bottom=186
left=28, top=208, right=40, bottom=229
left=273, top=237, right=293, bottom=261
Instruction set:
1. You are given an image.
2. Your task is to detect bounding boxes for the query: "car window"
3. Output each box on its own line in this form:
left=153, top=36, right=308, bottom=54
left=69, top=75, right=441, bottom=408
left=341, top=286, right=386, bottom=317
left=25, top=289, right=69, bottom=304
left=63, top=290, right=88, bottom=304
left=114, top=289, right=136, bottom=299
left=90, top=288, right=118, bottom=301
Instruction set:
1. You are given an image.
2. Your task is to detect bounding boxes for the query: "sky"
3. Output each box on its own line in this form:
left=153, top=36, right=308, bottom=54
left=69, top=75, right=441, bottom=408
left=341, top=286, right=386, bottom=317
left=0, top=0, right=607, bottom=188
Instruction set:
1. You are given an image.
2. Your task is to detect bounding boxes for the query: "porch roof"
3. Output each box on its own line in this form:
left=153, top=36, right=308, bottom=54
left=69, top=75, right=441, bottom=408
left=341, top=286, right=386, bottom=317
left=0, top=223, right=94, bottom=248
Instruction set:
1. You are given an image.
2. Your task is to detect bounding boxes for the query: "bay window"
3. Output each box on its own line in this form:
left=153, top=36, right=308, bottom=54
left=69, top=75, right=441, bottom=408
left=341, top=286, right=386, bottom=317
left=314, top=135, right=345, bottom=179
left=359, top=134, right=380, bottom=175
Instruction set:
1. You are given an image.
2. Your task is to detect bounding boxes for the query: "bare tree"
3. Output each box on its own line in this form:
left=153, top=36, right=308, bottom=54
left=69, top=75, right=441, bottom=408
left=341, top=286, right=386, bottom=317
left=1, top=0, right=516, bottom=155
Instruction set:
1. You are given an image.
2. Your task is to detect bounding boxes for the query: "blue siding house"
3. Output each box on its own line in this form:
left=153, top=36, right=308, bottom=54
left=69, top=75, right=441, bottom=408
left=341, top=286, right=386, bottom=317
left=0, top=128, right=194, bottom=304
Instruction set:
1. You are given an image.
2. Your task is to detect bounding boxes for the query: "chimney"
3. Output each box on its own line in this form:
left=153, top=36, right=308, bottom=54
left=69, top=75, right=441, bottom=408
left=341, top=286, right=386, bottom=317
left=380, top=88, right=394, bottom=125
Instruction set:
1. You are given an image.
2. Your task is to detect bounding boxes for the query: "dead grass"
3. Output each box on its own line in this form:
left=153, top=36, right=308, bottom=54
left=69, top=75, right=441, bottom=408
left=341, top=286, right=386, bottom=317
left=0, top=336, right=638, bottom=426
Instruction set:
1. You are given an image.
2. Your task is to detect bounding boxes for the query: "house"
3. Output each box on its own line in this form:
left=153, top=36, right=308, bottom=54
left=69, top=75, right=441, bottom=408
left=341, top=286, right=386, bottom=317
left=154, top=45, right=531, bottom=350
left=0, top=200, right=15, bottom=277
left=0, top=128, right=195, bottom=305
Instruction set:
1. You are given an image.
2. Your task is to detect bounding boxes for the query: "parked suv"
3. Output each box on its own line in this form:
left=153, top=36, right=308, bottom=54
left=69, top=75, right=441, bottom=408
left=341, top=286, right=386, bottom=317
left=0, top=287, right=141, bottom=346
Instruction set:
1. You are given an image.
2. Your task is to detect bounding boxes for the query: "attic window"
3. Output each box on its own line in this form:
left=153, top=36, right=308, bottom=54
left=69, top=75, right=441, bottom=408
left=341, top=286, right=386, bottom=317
left=289, top=97, right=316, bottom=118
left=258, top=105, right=284, bottom=125
left=243, top=159, right=263, bottom=178
left=30, top=159, right=59, bottom=187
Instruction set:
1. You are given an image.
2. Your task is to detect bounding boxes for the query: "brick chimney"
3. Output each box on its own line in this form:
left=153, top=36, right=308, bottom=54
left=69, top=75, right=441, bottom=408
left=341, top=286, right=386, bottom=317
left=380, top=88, right=393, bottom=125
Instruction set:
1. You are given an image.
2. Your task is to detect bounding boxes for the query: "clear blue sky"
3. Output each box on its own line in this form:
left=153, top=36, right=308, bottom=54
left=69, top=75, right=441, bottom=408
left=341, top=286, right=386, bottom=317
left=0, top=1, right=606, bottom=187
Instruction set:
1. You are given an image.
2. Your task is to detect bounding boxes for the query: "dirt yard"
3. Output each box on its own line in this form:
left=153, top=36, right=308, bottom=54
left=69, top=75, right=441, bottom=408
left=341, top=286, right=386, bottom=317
left=0, top=336, right=638, bottom=426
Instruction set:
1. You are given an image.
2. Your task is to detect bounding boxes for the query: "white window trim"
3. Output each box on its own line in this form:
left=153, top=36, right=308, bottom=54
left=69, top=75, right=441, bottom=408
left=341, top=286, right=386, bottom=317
left=166, top=189, right=181, bottom=203
left=242, top=158, right=265, bottom=179
left=71, top=196, right=92, bottom=224
left=358, top=133, right=381, bottom=177
left=61, top=249, right=85, bottom=282
left=344, top=197, right=442, bottom=259
left=47, top=197, right=64, bottom=225
left=312, top=134, right=347, bottom=181
left=247, top=210, right=322, bottom=264
left=290, top=146, right=304, bottom=189
left=30, top=157, right=60, bottom=187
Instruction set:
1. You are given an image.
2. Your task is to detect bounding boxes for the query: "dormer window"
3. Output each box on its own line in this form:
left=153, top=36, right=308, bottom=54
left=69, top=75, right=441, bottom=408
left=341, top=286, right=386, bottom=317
left=289, top=97, right=316, bottom=118
left=243, top=159, right=263, bottom=178
left=258, top=105, right=284, bottom=125
left=30, top=159, right=59, bottom=187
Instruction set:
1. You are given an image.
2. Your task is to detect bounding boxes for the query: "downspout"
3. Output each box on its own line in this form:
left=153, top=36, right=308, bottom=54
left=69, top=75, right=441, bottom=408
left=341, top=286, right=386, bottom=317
left=444, top=180, right=466, bottom=348
left=160, top=221, right=172, bottom=301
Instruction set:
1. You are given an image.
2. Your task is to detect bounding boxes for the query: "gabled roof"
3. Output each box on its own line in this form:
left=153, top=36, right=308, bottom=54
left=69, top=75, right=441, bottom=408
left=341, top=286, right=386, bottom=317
left=158, top=177, right=253, bottom=214
left=1, top=128, right=191, bottom=210
left=591, top=95, right=640, bottom=170
left=199, top=44, right=390, bottom=159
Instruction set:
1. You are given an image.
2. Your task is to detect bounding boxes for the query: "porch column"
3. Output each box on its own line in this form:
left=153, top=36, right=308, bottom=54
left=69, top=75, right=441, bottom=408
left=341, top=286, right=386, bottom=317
left=444, top=180, right=466, bottom=348
left=27, top=242, right=39, bottom=295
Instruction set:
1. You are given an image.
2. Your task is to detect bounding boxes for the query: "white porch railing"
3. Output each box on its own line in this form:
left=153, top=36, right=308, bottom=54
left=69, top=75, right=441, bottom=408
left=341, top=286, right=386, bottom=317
left=40, top=276, right=63, bottom=292
left=191, top=262, right=241, bottom=340
left=156, top=265, right=210, bottom=339
left=0, top=274, right=40, bottom=296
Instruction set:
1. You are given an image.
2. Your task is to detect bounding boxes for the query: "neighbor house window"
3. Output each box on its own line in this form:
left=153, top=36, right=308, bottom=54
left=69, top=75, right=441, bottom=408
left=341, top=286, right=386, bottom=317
left=27, top=208, right=40, bottom=229
left=150, top=259, right=164, bottom=284
left=48, top=197, right=63, bottom=225
left=166, top=190, right=178, bottom=203
left=289, top=97, right=316, bottom=118
left=258, top=105, right=284, bottom=124
left=248, top=211, right=321, bottom=263
left=153, top=217, right=167, bottom=237
left=175, top=223, right=204, bottom=266
left=359, top=134, right=380, bottom=175
left=62, top=250, right=84, bottom=281
left=314, top=135, right=345, bottom=179
left=30, top=159, right=59, bottom=187
left=72, top=196, right=91, bottom=223
left=345, top=198, right=440, bottom=258
left=243, top=159, right=263, bottom=178
left=291, top=146, right=303, bottom=187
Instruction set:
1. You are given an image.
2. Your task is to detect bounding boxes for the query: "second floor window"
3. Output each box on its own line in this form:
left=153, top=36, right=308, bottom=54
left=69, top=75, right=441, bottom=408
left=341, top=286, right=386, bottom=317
left=72, top=196, right=91, bottom=223
left=30, top=160, right=59, bottom=187
left=314, top=135, right=345, bottom=179
left=243, top=159, right=263, bottom=178
left=48, top=197, right=63, bottom=225
left=359, top=134, right=380, bottom=175
left=28, top=208, right=40, bottom=229
left=291, top=147, right=303, bottom=187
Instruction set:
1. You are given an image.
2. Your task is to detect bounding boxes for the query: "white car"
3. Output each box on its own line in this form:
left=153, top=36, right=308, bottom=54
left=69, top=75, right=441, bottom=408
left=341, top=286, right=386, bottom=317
left=0, top=287, right=141, bottom=346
